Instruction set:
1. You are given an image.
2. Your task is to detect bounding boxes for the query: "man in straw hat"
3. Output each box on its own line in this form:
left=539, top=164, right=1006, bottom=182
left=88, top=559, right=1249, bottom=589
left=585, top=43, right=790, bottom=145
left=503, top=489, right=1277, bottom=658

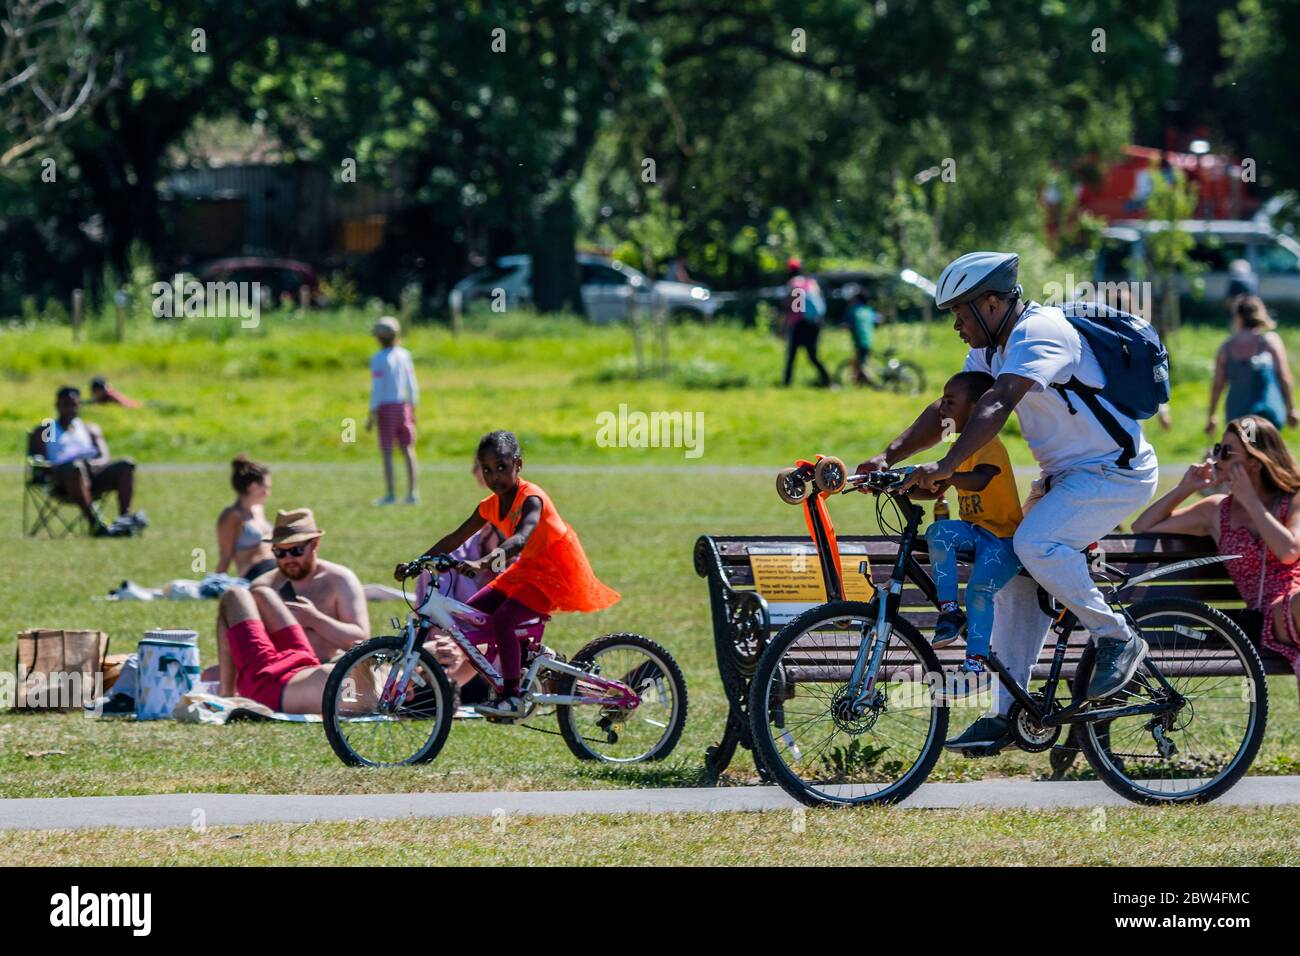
left=215, top=508, right=371, bottom=711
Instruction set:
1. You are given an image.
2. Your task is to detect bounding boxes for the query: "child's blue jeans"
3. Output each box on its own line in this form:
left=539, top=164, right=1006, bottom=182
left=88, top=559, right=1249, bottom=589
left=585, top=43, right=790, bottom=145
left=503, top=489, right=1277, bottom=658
left=924, top=519, right=1022, bottom=659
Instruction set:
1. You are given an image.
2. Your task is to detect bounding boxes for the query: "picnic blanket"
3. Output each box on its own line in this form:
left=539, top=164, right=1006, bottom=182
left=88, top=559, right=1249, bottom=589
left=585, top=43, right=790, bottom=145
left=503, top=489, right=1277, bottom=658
left=172, top=691, right=482, bottom=724
left=103, top=578, right=407, bottom=602
left=104, top=574, right=247, bottom=602
left=172, top=692, right=323, bottom=724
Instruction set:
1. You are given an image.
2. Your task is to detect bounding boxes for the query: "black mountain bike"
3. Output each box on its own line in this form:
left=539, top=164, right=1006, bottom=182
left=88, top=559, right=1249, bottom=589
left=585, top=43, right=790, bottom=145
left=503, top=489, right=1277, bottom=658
left=750, top=466, right=1269, bottom=807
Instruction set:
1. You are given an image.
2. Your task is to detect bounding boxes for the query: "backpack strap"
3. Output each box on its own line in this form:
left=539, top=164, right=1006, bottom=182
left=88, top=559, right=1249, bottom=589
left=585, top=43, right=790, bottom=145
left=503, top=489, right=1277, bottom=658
left=1051, top=378, right=1136, bottom=470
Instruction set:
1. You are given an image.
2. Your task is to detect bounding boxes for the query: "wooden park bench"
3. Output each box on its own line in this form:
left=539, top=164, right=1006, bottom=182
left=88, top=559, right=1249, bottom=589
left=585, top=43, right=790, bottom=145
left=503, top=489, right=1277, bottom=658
left=694, top=532, right=1292, bottom=780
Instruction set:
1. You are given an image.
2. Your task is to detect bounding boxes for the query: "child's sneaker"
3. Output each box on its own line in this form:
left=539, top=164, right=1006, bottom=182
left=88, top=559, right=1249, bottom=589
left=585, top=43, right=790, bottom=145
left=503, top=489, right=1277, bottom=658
left=374, top=494, right=397, bottom=506
left=404, top=492, right=419, bottom=505
left=932, top=607, right=967, bottom=648
left=944, top=655, right=991, bottom=703
left=474, top=694, right=526, bottom=720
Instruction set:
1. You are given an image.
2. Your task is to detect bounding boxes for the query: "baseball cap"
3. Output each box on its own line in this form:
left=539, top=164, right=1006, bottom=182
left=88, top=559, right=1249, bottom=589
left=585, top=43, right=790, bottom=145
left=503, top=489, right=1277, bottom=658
left=372, top=316, right=401, bottom=338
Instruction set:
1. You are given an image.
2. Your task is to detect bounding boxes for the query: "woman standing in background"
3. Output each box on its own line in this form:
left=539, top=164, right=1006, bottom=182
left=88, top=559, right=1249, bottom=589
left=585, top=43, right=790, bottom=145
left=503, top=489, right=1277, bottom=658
left=1207, top=296, right=1297, bottom=434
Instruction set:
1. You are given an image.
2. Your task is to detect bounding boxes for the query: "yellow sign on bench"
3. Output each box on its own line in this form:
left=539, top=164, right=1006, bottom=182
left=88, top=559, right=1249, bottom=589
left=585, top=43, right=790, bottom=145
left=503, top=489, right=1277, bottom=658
left=749, top=550, right=876, bottom=624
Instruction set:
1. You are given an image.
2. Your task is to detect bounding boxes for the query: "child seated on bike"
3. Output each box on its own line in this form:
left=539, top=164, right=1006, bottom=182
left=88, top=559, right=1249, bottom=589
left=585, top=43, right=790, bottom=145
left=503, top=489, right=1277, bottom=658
left=923, top=372, right=1024, bottom=676
left=401, top=430, right=620, bottom=717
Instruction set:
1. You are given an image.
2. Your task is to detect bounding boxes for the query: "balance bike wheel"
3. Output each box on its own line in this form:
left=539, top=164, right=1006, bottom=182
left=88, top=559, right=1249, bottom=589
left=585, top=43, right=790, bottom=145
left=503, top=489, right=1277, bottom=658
left=776, top=467, right=808, bottom=505
left=813, top=456, right=848, bottom=494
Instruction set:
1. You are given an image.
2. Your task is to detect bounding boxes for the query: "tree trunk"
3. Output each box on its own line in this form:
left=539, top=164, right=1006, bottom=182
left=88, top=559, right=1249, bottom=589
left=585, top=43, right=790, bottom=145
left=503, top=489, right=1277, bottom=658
left=528, top=192, right=581, bottom=314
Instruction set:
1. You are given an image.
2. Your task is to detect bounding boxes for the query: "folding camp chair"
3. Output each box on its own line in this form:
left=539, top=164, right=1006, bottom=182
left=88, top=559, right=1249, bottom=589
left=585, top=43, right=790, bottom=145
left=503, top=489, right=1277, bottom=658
left=22, top=456, right=104, bottom=538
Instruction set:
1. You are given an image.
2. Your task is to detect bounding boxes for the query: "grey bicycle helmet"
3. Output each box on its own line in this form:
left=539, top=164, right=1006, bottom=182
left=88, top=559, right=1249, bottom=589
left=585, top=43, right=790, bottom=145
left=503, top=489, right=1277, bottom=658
left=935, top=251, right=1020, bottom=309
left=936, top=251, right=1022, bottom=352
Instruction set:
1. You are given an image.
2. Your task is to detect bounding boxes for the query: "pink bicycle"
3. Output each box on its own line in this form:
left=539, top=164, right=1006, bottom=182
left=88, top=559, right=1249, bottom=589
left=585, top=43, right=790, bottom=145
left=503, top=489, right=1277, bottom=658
left=322, top=554, right=688, bottom=767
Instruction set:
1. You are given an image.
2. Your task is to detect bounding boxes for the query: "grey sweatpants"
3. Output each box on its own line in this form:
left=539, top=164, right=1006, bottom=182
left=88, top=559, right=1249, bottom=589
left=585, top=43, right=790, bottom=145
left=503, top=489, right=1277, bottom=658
left=990, top=461, right=1159, bottom=715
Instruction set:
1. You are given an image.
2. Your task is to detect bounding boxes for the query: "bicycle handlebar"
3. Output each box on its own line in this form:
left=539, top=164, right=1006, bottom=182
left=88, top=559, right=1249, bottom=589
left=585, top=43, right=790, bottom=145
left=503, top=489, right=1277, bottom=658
left=398, top=554, right=454, bottom=579
left=843, top=466, right=916, bottom=494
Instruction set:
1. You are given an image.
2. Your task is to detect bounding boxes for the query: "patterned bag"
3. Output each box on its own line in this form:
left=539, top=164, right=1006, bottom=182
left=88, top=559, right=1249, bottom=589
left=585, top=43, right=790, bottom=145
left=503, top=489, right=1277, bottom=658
left=136, top=629, right=201, bottom=721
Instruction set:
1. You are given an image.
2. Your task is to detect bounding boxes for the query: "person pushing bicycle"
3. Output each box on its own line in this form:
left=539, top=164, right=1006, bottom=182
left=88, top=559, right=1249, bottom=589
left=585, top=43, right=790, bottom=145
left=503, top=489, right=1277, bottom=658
left=857, top=251, right=1161, bottom=754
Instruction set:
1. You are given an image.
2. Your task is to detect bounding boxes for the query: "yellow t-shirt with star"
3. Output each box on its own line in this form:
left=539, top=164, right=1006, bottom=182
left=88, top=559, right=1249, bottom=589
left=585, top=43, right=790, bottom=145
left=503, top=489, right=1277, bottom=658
left=955, top=436, right=1022, bottom=539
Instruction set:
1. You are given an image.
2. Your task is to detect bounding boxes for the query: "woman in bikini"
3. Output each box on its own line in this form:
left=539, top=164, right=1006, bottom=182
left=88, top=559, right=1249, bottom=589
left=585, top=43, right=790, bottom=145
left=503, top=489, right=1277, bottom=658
left=216, top=454, right=276, bottom=581
left=1133, top=416, right=1300, bottom=692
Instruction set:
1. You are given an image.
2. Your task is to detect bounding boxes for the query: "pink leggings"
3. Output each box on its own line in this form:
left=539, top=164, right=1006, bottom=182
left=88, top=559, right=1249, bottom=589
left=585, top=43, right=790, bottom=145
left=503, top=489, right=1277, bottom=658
left=466, top=585, right=545, bottom=694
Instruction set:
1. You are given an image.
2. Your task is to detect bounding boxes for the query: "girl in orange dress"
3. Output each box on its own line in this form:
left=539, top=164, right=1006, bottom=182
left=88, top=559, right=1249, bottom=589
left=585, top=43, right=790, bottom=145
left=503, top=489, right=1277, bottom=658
left=409, top=430, right=619, bottom=716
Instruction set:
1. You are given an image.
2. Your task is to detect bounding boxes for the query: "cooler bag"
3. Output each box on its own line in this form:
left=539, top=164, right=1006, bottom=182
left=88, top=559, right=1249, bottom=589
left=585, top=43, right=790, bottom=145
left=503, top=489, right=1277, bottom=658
left=136, top=629, right=201, bottom=721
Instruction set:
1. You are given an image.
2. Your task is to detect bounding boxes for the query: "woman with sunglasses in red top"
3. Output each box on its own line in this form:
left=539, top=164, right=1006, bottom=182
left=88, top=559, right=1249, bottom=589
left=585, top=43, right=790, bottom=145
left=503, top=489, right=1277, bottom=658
left=1134, top=416, right=1300, bottom=691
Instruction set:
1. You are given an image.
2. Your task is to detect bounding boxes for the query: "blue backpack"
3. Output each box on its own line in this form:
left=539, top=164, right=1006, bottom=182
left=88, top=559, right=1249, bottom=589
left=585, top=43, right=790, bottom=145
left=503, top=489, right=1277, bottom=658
left=1055, top=300, right=1170, bottom=421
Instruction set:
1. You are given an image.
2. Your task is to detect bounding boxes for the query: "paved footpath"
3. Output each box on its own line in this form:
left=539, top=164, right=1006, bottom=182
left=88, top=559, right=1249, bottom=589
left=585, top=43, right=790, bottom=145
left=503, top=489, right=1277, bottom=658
left=1, top=777, right=1298, bottom=831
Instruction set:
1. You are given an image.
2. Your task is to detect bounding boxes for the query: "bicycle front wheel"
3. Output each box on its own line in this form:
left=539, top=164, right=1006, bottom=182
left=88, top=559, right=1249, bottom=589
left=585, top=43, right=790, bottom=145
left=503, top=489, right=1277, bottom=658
left=1073, top=598, right=1268, bottom=804
left=749, top=601, right=948, bottom=807
left=322, top=635, right=454, bottom=767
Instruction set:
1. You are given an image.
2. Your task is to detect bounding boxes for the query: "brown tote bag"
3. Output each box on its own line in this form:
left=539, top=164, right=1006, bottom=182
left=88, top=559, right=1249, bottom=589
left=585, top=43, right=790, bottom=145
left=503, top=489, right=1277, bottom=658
left=14, top=629, right=109, bottom=711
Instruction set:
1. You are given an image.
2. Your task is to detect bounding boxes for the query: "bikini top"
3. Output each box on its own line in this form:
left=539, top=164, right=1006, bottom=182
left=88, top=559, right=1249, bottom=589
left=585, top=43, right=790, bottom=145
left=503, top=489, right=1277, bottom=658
left=235, top=512, right=267, bottom=551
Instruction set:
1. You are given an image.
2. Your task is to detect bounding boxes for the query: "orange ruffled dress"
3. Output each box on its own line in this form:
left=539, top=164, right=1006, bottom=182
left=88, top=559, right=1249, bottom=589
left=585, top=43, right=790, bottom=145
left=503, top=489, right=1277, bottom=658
left=476, top=478, right=620, bottom=614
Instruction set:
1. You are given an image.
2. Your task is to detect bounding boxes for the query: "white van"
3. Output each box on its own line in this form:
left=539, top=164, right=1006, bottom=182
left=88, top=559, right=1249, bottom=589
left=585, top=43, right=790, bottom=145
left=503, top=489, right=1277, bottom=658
left=450, top=253, right=716, bottom=323
left=1097, top=220, right=1300, bottom=306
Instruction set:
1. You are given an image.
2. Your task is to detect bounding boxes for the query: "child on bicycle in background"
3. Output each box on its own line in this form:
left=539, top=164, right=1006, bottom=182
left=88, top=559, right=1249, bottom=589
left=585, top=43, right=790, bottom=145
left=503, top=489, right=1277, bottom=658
left=924, top=371, right=1024, bottom=676
left=402, top=430, right=620, bottom=717
left=845, top=286, right=879, bottom=386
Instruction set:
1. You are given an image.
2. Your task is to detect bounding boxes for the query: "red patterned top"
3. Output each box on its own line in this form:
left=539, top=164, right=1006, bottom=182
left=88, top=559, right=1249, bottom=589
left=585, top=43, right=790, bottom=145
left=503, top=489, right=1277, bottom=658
left=1218, top=495, right=1300, bottom=678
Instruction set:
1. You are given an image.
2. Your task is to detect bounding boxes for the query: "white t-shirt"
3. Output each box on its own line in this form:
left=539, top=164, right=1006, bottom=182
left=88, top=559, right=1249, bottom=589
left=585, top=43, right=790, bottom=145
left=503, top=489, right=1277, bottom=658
left=369, top=346, right=419, bottom=409
left=46, top=418, right=97, bottom=466
left=962, top=302, right=1156, bottom=475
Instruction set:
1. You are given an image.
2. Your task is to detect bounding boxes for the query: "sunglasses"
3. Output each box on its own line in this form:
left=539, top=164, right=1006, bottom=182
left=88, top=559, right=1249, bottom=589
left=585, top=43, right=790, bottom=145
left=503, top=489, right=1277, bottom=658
left=1212, top=443, right=1234, bottom=462
left=272, top=543, right=311, bottom=559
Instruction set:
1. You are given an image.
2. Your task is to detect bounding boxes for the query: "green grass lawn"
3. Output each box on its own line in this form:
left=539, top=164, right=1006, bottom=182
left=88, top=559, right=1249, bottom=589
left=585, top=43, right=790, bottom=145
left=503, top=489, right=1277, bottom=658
left=3, top=309, right=1300, bottom=864
left=5, top=462, right=1299, bottom=800
left=3, top=306, right=1284, bottom=468
left=3, top=806, right=1298, bottom=866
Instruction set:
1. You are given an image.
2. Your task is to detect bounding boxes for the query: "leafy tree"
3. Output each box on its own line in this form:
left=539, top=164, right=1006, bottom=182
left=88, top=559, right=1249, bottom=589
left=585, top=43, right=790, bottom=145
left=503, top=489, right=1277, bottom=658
left=1219, top=0, right=1300, bottom=191
left=0, top=0, right=121, bottom=167
left=1145, top=162, right=1202, bottom=332
left=587, top=0, right=1177, bottom=289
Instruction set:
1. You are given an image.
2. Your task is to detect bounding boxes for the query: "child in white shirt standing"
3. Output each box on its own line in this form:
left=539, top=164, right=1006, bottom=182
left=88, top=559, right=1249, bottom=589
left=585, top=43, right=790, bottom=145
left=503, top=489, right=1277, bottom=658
left=366, top=316, right=419, bottom=505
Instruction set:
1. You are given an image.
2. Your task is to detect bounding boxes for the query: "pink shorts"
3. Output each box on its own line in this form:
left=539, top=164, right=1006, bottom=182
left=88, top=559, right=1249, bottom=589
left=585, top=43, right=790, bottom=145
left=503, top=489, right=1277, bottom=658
left=376, top=402, right=415, bottom=451
left=226, top=619, right=320, bottom=711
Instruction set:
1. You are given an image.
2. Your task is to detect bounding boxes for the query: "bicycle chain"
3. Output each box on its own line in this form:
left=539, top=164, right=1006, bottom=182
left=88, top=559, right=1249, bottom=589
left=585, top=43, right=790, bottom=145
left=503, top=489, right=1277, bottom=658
left=1048, top=742, right=1181, bottom=761
left=519, top=722, right=611, bottom=746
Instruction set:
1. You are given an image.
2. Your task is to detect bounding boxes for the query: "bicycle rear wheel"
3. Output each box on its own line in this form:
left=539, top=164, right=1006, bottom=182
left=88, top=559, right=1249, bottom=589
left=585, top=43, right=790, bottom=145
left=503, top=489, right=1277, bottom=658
left=834, top=358, right=869, bottom=387
left=749, top=601, right=948, bottom=807
left=1072, top=598, right=1268, bottom=804
left=884, top=360, right=926, bottom=395
left=322, top=635, right=454, bottom=767
left=557, top=633, right=688, bottom=763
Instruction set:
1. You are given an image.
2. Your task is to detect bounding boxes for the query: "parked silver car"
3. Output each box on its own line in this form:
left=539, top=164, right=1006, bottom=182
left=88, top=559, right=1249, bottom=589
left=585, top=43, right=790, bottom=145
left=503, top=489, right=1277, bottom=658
left=449, top=253, right=717, bottom=323
left=1097, top=219, right=1300, bottom=305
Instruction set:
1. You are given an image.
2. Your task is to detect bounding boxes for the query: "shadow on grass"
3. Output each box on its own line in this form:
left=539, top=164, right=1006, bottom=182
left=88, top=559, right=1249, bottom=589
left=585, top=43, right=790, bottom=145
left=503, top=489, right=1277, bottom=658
left=565, top=758, right=716, bottom=789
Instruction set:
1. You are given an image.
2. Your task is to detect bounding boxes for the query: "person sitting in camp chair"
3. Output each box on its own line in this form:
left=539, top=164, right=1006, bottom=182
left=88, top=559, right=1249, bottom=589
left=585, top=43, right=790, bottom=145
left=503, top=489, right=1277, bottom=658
left=26, top=385, right=146, bottom=538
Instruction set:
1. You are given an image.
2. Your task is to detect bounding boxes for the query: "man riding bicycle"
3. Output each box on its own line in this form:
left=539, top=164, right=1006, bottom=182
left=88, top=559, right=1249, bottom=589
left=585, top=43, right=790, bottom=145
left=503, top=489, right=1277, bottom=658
left=857, top=251, right=1160, bottom=753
